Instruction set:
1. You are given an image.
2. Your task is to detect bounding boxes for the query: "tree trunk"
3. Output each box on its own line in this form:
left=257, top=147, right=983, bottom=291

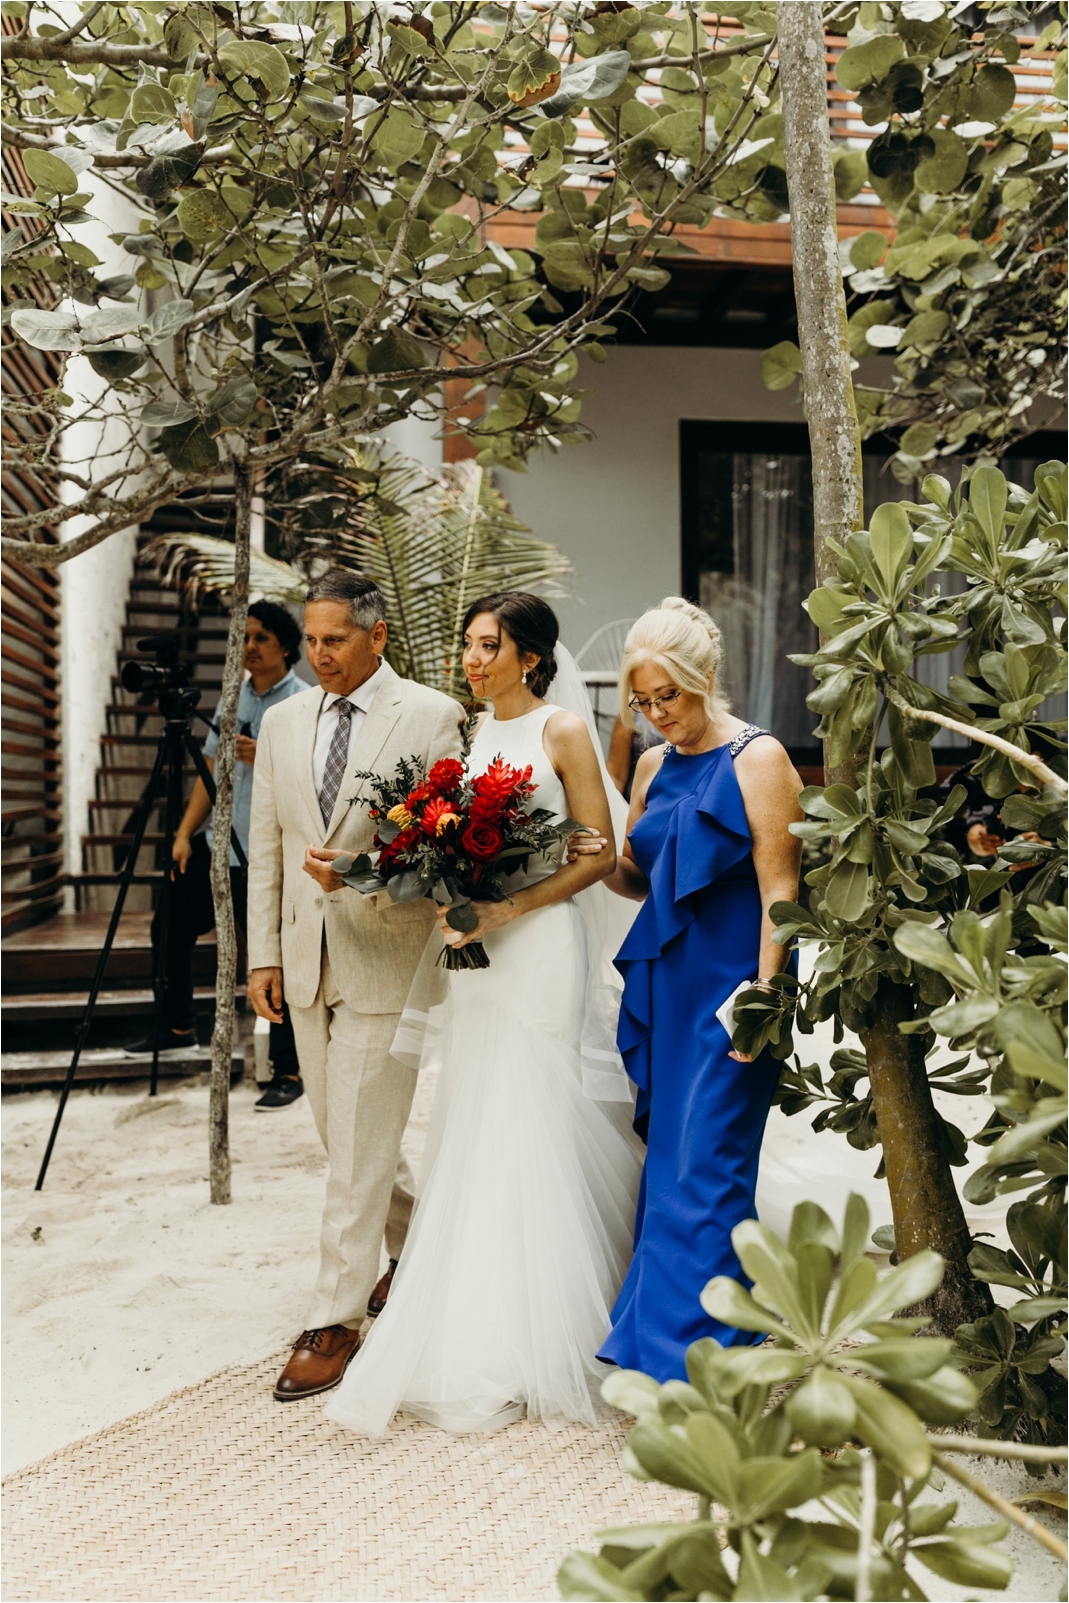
left=861, top=981, right=993, bottom=1332
left=779, top=7, right=989, bottom=1335
left=779, top=1, right=863, bottom=606
left=207, top=460, right=251, bottom=1206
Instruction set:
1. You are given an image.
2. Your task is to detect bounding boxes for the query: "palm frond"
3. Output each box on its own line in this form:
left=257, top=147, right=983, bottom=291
left=146, top=446, right=573, bottom=698
left=144, top=532, right=309, bottom=609
left=329, top=450, right=573, bottom=697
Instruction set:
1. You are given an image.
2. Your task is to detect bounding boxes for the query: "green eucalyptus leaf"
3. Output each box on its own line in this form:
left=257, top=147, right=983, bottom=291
left=22, top=148, right=78, bottom=197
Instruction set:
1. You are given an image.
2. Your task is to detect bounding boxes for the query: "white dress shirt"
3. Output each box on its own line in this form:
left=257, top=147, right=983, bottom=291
left=312, top=660, right=387, bottom=796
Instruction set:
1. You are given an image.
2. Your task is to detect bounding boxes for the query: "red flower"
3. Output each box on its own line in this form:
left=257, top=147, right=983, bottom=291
left=427, top=758, right=464, bottom=796
left=461, top=821, right=504, bottom=861
left=405, top=784, right=430, bottom=808
left=468, top=792, right=504, bottom=826
left=421, top=796, right=461, bottom=836
left=472, top=757, right=531, bottom=808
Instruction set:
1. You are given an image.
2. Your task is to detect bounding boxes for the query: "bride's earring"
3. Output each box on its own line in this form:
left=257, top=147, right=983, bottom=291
left=522, top=670, right=528, bottom=684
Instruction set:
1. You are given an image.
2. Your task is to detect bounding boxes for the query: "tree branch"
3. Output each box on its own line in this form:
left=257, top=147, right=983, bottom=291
left=47, top=2, right=108, bottom=48
left=882, top=685, right=1067, bottom=797
left=927, top=1436, right=1069, bottom=1465
left=932, top=1452, right=1068, bottom=1564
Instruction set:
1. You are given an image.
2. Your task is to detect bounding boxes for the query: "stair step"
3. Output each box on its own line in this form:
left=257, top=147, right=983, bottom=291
left=2, top=912, right=218, bottom=991
left=122, top=625, right=229, bottom=641
left=1, top=1044, right=245, bottom=1088
left=2, top=984, right=243, bottom=1022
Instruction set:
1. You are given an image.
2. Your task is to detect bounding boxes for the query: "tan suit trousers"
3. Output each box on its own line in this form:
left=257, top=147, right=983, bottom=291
left=290, top=949, right=418, bottom=1330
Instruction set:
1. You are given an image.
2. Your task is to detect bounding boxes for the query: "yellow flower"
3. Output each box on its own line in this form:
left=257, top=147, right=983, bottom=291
left=387, top=803, right=414, bottom=828
left=435, top=811, right=461, bottom=835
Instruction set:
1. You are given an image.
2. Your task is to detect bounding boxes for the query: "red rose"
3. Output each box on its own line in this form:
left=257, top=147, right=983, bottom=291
left=461, top=821, right=503, bottom=862
left=427, top=758, right=464, bottom=795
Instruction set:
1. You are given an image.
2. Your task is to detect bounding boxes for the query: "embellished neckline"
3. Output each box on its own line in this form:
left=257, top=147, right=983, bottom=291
left=665, top=723, right=769, bottom=759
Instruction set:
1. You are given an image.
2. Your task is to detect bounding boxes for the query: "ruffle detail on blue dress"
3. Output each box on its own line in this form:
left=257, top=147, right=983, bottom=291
left=615, top=746, right=752, bottom=1114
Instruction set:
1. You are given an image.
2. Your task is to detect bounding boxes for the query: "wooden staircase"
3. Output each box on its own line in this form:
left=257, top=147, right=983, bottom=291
left=2, top=534, right=248, bottom=1082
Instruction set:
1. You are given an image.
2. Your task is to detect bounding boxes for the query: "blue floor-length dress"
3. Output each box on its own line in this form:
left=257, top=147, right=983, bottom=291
left=598, top=726, right=788, bottom=1383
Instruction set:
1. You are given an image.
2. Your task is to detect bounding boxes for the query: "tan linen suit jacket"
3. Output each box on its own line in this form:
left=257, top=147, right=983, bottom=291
left=246, top=661, right=465, bottom=1014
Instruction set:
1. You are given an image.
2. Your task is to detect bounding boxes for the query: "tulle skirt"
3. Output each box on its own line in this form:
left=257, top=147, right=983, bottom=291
left=325, top=898, right=642, bottom=1437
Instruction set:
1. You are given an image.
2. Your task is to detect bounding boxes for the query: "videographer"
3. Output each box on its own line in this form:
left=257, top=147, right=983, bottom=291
left=125, top=601, right=307, bottom=1110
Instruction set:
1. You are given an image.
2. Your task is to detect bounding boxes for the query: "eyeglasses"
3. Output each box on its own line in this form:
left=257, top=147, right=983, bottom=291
left=628, top=689, right=682, bottom=715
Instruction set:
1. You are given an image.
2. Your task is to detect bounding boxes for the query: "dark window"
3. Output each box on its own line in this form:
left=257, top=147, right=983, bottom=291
left=680, top=422, right=1066, bottom=753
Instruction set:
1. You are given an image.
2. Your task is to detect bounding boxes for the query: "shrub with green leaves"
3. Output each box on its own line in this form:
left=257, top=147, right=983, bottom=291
left=729, top=461, right=1065, bottom=1430
left=558, top=1195, right=1019, bottom=1603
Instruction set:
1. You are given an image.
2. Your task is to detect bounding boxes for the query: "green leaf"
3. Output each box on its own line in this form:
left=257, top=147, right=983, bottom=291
left=892, top=922, right=974, bottom=986
left=849, top=231, right=887, bottom=271
left=217, top=39, right=291, bottom=101
left=601, top=1369, right=662, bottom=1420
left=993, top=1002, right=1067, bottom=1084
left=146, top=298, right=195, bottom=344
left=734, top=1451, right=824, bottom=1523
left=130, top=82, right=176, bottom=124
left=9, top=307, right=81, bottom=351
left=22, top=148, right=78, bottom=197
left=823, top=858, right=871, bottom=922
left=784, top=1367, right=857, bottom=1448
left=540, top=51, right=633, bottom=117
left=966, top=64, right=1017, bottom=122
left=176, top=188, right=232, bottom=242
left=557, top=1552, right=644, bottom=1601
left=840, top=1374, right=931, bottom=1479
left=869, top=502, right=913, bottom=588
left=205, top=374, right=257, bottom=428
left=968, top=467, right=1008, bottom=542
left=368, top=105, right=425, bottom=170
left=157, top=418, right=219, bottom=472
left=884, top=1365, right=977, bottom=1425
left=761, top=339, right=802, bottom=391
left=835, top=35, right=904, bottom=92
left=699, top=1276, right=794, bottom=1340
left=735, top=1531, right=803, bottom=1603
left=142, top=398, right=199, bottom=427
left=887, top=703, right=936, bottom=789
left=842, top=1250, right=944, bottom=1336
left=732, top=1220, right=816, bottom=1336
left=914, top=129, right=969, bottom=194
left=508, top=46, right=563, bottom=105
left=85, top=347, right=147, bottom=381
left=366, top=331, right=427, bottom=375
left=913, top=1538, right=1013, bottom=1590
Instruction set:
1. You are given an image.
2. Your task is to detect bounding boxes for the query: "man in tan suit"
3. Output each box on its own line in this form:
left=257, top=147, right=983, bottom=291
left=247, top=570, right=464, bottom=1399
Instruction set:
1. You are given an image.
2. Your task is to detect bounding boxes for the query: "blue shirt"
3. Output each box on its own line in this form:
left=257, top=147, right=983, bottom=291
left=204, top=668, right=305, bottom=864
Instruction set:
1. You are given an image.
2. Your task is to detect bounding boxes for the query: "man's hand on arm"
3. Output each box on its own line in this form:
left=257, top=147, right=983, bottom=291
left=249, top=966, right=285, bottom=1024
left=303, top=845, right=347, bottom=893
left=235, top=735, right=257, bottom=766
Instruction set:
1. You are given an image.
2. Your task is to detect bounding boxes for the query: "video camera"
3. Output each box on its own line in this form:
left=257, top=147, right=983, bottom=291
left=120, top=635, right=192, bottom=699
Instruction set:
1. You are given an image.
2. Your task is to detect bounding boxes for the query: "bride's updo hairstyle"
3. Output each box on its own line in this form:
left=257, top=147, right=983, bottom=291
left=462, top=591, right=559, bottom=697
left=619, top=597, right=727, bottom=729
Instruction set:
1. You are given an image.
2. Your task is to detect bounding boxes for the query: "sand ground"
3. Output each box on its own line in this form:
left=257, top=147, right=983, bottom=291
left=3, top=1044, right=1064, bottom=1601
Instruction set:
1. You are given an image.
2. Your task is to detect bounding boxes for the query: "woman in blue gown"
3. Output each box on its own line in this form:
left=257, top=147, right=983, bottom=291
left=597, top=598, right=803, bottom=1384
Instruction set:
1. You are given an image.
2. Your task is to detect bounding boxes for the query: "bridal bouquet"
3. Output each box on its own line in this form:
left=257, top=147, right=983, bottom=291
left=333, top=754, right=583, bottom=969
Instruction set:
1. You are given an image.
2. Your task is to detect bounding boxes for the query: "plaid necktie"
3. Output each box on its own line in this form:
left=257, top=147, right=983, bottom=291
left=318, top=698, right=353, bottom=827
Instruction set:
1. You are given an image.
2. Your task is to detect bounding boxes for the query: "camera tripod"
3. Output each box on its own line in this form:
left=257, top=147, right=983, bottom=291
left=36, top=639, right=248, bottom=1190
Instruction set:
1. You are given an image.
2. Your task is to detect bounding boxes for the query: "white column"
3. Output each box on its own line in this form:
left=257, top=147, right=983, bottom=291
left=58, top=165, right=140, bottom=898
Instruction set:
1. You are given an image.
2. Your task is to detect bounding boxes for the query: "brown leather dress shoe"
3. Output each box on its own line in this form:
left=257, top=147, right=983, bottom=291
left=273, top=1325, right=362, bottom=1400
left=367, top=1259, right=398, bottom=1319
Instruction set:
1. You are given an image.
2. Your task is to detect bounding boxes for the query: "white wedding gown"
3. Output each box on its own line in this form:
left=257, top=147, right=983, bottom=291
left=325, top=704, right=643, bottom=1436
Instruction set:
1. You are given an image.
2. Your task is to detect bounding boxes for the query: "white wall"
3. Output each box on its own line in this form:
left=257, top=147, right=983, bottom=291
left=504, top=345, right=811, bottom=655
left=58, top=168, right=139, bottom=889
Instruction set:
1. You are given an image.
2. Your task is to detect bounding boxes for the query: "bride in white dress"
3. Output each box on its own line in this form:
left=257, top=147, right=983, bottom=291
left=325, top=593, right=642, bottom=1436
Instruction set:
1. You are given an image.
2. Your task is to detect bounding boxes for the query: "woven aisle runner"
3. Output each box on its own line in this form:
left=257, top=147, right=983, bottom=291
left=2, top=1352, right=692, bottom=1602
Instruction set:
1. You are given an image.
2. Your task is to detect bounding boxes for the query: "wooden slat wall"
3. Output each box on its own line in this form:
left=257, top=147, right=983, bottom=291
left=2, top=141, right=63, bottom=933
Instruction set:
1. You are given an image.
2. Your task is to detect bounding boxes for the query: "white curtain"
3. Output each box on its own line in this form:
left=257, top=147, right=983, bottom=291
left=698, top=452, right=817, bottom=747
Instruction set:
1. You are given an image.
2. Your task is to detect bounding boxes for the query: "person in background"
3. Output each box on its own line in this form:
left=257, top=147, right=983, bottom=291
left=606, top=711, right=662, bottom=799
left=125, top=601, right=306, bottom=1111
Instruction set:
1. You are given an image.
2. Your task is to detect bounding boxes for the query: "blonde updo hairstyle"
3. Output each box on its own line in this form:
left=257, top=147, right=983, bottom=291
left=619, top=597, right=728, bottom=730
